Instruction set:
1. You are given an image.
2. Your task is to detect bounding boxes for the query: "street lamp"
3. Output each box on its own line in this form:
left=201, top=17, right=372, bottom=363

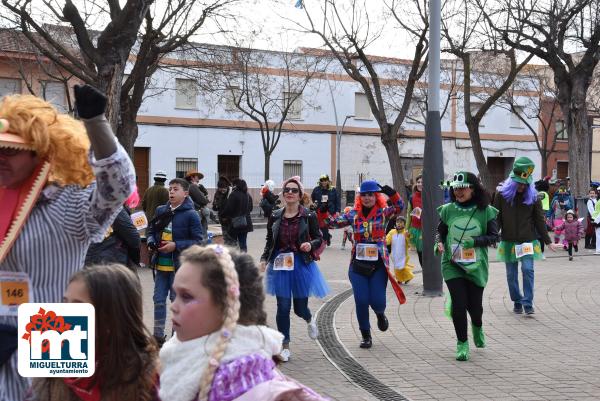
left=336, top=114, right=354, bottom=208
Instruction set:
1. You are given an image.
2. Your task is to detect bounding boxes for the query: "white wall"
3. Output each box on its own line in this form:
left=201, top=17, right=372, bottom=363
left=135, top=125, right=331, bottom=188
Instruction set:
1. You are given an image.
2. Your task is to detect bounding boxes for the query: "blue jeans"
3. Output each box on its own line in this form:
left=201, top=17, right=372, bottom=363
left=505, top=255, right=535, bottom=307
left=348, top=265, right=388, bottom=331
left=276, top=297, right=311, bottom=344
left=153, top=270, right=175, bottom=337
left=235, top=232, right=248, bottom=252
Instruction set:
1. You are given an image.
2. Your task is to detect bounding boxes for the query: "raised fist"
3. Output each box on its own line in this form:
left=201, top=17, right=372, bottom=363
left=74, top=84, right=107, bottom=119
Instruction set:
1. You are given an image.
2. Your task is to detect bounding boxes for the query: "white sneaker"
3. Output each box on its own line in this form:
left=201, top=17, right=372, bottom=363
left=307, top=319, right=319, bottom=339
left=595, top=251, right=600, bottom=255
left=279, top=348, right=291, bottom=362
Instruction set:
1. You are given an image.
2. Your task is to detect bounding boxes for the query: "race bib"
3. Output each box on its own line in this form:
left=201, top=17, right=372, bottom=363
left=410, top=207, right=422, bottom=219
left=273, top=252, right=295, bottom=271
left=451, top=245, right=476, bottom=263
left=515, top=242, right=534, bottom=258
left=0, top=272, right=31, bottom=316
left=356, top=243, right=379, bottom=261
left=321, top=195, right=328, bottom=203
left=131, top=211, right=148, bottom=230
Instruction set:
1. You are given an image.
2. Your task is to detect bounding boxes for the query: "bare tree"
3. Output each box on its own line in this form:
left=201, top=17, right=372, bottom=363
left=179, top=43, right=326, bottom=180
left=477, top=0, right=600, bottom=200
left=442, top=0, right=533, bottom=190
left=290, top=0, right=430, bottom=200
left=1, top=0, right=237, bottom=155
left=498, top=66, right=566, bottom=177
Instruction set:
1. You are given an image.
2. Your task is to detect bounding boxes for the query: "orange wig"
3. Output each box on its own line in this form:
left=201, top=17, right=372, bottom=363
left=353, top=192, right=388, bottom=211
left=0, top=94, right=94, bottom=186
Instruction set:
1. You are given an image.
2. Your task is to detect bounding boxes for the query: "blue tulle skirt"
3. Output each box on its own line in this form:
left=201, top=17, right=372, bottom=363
left=265, top=252, right=330, bottom=299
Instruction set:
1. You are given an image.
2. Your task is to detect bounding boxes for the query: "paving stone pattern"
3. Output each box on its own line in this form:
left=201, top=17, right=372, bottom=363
left=140, top=227, right=600, bottom=400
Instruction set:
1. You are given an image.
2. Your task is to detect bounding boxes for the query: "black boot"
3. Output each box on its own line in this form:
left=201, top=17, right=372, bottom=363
left=376, top=313, right=389, bottom=332
left=360, top=329, right=372, bottom=349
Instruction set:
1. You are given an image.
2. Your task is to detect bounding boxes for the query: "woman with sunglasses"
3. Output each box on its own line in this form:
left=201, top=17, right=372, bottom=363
left=260, top=176, right=330, bottom=362
left=328, top=180, right=404, bottom=349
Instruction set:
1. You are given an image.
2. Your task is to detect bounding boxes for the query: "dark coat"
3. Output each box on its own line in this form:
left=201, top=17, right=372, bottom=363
left=188, top=183, right=209, bottom=209
left=85, top=207, right=141, bottom=268
left=311, top=185, right=340, bottom=214
left=221, top=188, right=254, bottom=234
left=260, top=190, right=279, bottom=217
left=147, top=197, right=203, bottom=269
left=261, top=206, right=323, bottom=264
left=493, top=192, right=551, bottom=244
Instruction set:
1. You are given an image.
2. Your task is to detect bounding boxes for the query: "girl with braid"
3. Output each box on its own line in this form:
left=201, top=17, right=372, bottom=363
left=159, top=245, right=328, bottom=401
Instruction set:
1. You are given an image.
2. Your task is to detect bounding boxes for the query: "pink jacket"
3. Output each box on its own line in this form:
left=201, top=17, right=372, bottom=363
left=557, top=220, right=584, bottom=242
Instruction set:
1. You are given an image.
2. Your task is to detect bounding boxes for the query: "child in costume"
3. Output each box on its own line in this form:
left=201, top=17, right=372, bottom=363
left=159, top=245, right=329, bottom=401
left=436, top=172, right=499, bottom=361
left=556, top=210, right=584, bottom=261
left=26, top=264, right=159, bottom=401
left=386, top=216, right=414, bottom=284
left=0, top=86, right=135, bottom=401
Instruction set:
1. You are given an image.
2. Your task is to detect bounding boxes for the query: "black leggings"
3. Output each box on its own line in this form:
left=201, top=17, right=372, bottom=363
left=417, top=251, right=423, bottom=267
left=445, top=278, right=484, bottom=342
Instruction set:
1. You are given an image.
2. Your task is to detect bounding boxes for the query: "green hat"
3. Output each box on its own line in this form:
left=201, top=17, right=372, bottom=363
left=509, top=157, right=535, bottom=184
left=449, top=171, right=477, bottom=189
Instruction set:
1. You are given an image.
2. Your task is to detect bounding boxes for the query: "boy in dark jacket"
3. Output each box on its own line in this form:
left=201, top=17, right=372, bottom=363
left=147, top=178, right=202, bottom=345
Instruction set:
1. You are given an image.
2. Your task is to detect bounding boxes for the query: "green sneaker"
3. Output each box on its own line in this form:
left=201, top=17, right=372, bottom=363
left=456, top=340, right=470, bottom=361
left=472, top=324, right=486, bottom=348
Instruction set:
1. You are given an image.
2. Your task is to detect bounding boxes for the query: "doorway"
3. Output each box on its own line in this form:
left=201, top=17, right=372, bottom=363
left=218, top=155, right=240, bottom=183
left=487, top=156, right=514, bottom=187
left=133, top=147, right=150, bottom=203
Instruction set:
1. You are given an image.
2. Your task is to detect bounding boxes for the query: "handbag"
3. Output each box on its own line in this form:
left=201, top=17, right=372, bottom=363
left=232, top=215, right=248, bottom=229
left=351, top=258, right=378, bottom=277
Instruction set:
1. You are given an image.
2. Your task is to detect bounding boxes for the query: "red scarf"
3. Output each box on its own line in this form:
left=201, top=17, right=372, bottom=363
left=0, top=161, right=50, bottom=262
left=63, top=375, right=102, bottom=401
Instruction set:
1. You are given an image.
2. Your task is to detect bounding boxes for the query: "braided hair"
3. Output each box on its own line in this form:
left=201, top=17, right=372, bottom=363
left=179, top=245, right=241, bottom=401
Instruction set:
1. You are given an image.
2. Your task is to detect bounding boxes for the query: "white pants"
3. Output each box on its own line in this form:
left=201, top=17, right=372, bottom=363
left=596, top=227, right=600, bottom=252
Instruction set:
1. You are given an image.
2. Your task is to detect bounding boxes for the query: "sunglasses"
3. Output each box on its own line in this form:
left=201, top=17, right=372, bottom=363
left=0, top=147, right=22, bottom=157
left=360, top=192, right=375, bottom=197
left=283, top=187, right=300, bottom=194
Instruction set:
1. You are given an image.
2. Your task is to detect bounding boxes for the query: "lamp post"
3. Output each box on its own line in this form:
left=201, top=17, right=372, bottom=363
left=421, top=0, right=444, bottom=296
left=336, top=114, right=354, bottom=208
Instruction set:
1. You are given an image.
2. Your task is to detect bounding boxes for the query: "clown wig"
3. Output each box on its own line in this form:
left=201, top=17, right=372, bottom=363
left=353, top=191, right=387, bottom=211
left=498, top=177, right=538, bottom=206
left=0, top=94, right=94, bottom=186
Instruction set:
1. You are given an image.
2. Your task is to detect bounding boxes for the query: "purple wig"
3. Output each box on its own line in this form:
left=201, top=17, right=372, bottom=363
left=498, top=178, right=538, bottom=206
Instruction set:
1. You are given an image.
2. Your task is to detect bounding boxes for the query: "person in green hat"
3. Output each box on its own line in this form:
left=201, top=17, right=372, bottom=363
left=493, top=157, right=558, bottom=316
left=435, top=171, right=499, bottom=361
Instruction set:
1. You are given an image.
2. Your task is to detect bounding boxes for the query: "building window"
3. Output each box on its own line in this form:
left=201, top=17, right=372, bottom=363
left=354, top=93, right=371, bottom=119
left=175, top=157, right=198, bottom=178
left=283, top=160, right=302, bottom=181
left=175, top=78, right=198, bottom=109
left=225, top=86, right=240, bottom=111
left=407, top=96, right=425, bottom=124
left=470, top=102, right=485, bottom=126
left=555, top=120, right=568, bottom=140
left=283, top=92, right=302, bottom=120
left=41, top=81, right=67, bottom=113
left=510, top=106, right=524, bottom=128
left=0, top=78, right=21, bottom=98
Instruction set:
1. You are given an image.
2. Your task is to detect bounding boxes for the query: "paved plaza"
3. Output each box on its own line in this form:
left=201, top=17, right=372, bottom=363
left=140, top=227, right=600, bottom=401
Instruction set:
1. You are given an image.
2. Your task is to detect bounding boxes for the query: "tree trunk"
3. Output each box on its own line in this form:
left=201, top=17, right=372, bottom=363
left=466, top=121, right=493, bottom=190
left=97, top=63, right=126, bottom=133
left=381, top=125, right=408, bottom=201
left=116, top=112, right=139, bottom=158
left=264, top=152, right=271, bottom=182
left=561, top=88, right=591, bottom=200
